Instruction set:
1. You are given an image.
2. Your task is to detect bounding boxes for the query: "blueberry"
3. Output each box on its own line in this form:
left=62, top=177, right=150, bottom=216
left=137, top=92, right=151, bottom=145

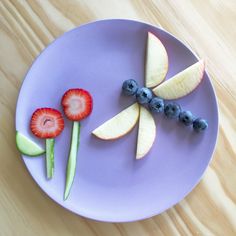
left=136, top=87, right=153, bottom=104
left=164, top=102, right=181, bottom=119
left=122, top=79, right=139, bottom=96
left=149, top=97, right=164, bottom=113
left=193, top=118, right=208, bottom=132
left=179, top=111, right=194, bottom=126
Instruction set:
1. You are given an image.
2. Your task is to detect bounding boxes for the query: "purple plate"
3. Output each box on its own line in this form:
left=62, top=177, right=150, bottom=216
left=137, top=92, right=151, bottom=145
left=15, top=19, right=218, bottom=222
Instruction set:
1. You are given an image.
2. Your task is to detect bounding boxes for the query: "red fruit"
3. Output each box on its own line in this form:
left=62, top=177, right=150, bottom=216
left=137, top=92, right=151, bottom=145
left=30, top=108, right=64, bottom=139
left=61, top=89, right=93, bottom=121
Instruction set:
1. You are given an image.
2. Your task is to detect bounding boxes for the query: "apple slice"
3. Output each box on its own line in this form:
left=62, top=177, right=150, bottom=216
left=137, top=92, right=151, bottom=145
left=92, top=103, right=140, bottom=140
left=153, top=60, right=205, bottom=99
left=145, top=32, right=168, bottom=88
left=136, top=106, right=156, bottom=159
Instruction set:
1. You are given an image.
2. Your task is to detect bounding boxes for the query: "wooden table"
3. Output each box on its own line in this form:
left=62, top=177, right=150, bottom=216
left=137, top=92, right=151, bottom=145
left=0, top=1, right=235, bottom=235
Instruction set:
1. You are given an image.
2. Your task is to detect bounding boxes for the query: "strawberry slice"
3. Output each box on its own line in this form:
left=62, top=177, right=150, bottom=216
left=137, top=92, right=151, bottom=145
left=61, top=89, right=93, bottom=121
left=30, top=108, right=64, bottom=139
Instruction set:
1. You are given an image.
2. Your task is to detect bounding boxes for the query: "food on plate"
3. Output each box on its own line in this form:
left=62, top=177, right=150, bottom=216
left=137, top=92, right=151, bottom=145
left=93, top=59, right=207, bottom=158
left=179, top=111, right=194, bottom=126
left=92, top=103, right=140, bottom=140
left=122, top=79, right=139, bottom=96
left=153, top=60, right=205, bottom=99
left=148, top=97, right=164, bottom=113
left=30, top=108, right=64, bottom=179
left=193, top=118, right=208, bottom=132
left=136, top=106, right=156, bottom=159
left=136, top=87, right=153, bottom=104
left=16, top=131, right=45, bottom=156
left=61, top=88, right=93, bottom=200
left=164, top=102, right=181, bottom=119
left=145, top=32, right=168, bottom=88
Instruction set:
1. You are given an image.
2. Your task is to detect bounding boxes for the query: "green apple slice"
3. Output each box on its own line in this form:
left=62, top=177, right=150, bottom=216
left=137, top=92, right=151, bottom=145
left=16, top=131, right=45, bottom=156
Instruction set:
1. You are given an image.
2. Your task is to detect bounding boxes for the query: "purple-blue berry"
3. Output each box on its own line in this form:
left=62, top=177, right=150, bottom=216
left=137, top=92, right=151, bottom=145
left=193, top=118, right=208, bottom=132
left=122, top=79, right=139, bottom=96
left=179, top=111, right=194, bottom=126
left=136, top=87, right=153, bottom=104
left=164, top=102, right=181, bottom=119
left=149, top=97, right=164, bottom=113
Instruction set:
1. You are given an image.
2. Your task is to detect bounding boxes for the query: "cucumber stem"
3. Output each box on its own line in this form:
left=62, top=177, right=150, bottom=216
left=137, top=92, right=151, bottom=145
left=64, top=121, right=80, bottom=200
left=46, top=138, right=55, bottom=179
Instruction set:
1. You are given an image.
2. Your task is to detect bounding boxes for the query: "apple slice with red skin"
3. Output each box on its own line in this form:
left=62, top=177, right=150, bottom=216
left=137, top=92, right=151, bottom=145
left=136, top=106, right=156, bottom=159
left=92, top=103, right=140, bottom=140
left=153, top=60, right=205, bottom=100
left=145, top=32, right=168, bottom=88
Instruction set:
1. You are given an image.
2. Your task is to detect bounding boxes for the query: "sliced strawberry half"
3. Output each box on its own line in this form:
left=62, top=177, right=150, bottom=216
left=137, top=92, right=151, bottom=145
left=30, top=108, right=64, bottom=139
left=61, top=88, right=93, bottom=121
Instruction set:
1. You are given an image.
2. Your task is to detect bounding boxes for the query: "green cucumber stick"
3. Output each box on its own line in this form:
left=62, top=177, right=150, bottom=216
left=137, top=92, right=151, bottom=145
left=64, top=121, right=80, bottom=200
left=46, top=138, right=55, bottom=179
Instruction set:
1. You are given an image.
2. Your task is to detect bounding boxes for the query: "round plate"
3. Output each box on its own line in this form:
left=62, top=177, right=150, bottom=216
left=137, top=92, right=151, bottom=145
left=16, top=19, right=218, bottom=222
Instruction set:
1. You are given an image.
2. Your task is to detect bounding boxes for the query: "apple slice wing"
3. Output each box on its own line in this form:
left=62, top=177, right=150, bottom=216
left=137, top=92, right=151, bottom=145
left=153, top=60, right=205, bottom=100
left=136, top=106, right=156, bottom=159
left=145, top=32, right=168, bottom=88
left=92, top=103, right=140, bottom=140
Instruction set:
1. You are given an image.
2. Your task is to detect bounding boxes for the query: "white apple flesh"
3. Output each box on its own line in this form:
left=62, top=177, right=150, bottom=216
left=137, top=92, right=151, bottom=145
left=145, top=32, right=168, bottom=88
left=136, top=106, right=156, bottom=159
left=153, top=60, right=205, bottom=100
left=92, top=103, right=140, bottom=140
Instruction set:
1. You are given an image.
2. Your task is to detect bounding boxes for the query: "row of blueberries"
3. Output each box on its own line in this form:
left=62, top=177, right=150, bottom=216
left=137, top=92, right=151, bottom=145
left=122, top=79, right=208, bottom=132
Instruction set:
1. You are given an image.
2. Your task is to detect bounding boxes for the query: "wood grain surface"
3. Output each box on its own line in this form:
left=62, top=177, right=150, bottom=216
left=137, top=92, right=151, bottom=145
left=0, top=0, right=235, bottom=235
